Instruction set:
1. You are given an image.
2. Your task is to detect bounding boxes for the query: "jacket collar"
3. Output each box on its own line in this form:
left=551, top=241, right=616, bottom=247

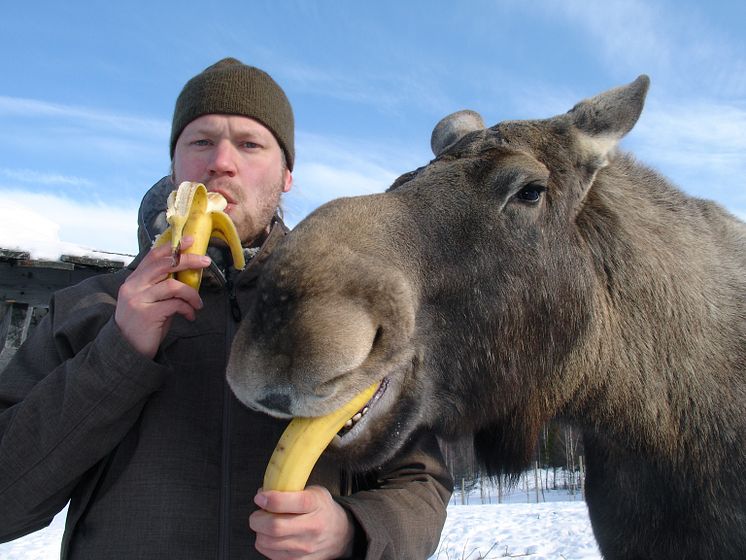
left=202, top=214, right=288, bottom=289
left=235, top=215, right=289, bottom=286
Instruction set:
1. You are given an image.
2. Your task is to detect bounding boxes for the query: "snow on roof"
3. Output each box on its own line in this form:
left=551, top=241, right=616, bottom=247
left=0, top=199, right=135, bottom=264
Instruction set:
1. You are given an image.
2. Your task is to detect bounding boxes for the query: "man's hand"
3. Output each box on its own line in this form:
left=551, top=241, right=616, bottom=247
left=115, top=237, right=210, bottom=359
left=250, top=486, right=356, bottom=560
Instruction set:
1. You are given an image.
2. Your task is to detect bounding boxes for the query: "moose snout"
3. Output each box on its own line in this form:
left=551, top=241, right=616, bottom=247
left=227, top=238, right=418, bottom=417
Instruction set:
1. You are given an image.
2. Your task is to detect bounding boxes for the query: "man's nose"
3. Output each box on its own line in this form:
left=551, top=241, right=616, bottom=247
left=209, top=141, right=237, bottom=176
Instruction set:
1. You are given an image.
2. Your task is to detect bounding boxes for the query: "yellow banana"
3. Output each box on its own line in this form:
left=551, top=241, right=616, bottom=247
left=154, top=181, right=245, bottom=290
left=263, top=382, right=380, bottom=492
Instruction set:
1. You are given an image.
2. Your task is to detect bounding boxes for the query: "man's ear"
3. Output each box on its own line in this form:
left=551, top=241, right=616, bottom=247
left=283, top=170, right=293, bottom=193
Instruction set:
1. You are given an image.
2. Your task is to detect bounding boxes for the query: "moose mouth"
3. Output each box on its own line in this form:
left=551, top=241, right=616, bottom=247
left=328, top=355, right=415, bottom=453
left=335, top=377, right=390, bottom=440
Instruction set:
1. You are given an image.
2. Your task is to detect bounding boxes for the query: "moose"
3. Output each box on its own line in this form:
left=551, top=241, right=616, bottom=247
left=226, top=76, right=746, bottom=559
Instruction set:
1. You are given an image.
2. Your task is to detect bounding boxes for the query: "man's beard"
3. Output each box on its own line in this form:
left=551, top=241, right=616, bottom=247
left=205, top=175, right=285, bottom=246
left=240, top=184, right=283, bottom=245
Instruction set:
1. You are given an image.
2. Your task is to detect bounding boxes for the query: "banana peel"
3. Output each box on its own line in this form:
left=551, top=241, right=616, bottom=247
left=263, top=382, right=380, bottom=492
left=154, top=181, right=245, bottom=290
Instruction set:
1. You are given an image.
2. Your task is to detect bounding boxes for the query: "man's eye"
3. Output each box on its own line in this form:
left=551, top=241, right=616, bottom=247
left=242, top=142, right=260, bottom=149
left=192, top=139, right=211, bottom=146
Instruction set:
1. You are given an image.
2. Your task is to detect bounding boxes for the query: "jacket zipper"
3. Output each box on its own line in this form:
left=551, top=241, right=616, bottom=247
left=219, top=272, right=242, bottom=560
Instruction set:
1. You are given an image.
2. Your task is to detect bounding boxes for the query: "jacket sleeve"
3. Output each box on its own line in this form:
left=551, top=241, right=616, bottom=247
left=336, top=430, right=453, bottom=559
left=0, top=280, right=169, bottom=542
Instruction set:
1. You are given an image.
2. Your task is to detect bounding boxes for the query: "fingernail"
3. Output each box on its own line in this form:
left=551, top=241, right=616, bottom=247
left=254, top=493, right=268, bottom=508
left=200, top=256, right=212, bottom=266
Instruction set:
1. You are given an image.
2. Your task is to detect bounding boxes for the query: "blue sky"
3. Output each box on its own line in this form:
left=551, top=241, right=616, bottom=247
left=1, top=0, right=744, bottom=257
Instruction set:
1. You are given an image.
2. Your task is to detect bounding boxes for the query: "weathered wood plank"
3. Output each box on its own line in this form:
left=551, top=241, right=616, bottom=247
left=0, top=261, right=124, bottom=307
left=18, top=259, right=75, bottom=270
left=0, top=248, right=30, bottom=261
left=61, top=254, right=126, bottom=268
left=20, top=305, right=35, bottom=344
left=0, top=302, right=13, bottom=350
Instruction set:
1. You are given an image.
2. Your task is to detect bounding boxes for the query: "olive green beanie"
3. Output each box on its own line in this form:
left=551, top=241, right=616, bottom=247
left=170, top=57, right=294, bottom=170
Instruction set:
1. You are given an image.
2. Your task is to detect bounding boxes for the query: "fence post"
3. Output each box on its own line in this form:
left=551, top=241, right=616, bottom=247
left=0, top=302, right=13, bottom=352
left=20, top=305, right=34, bottom=344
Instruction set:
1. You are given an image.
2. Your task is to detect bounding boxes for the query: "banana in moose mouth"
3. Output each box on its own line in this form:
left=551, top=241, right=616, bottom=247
left=263, top=381, right=382, bottom=492
left=154, top=181, right=245, bottom=290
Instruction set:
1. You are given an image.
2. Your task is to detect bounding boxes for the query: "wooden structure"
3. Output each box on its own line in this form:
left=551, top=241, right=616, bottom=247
left=0, top=248, right=130, bottom=372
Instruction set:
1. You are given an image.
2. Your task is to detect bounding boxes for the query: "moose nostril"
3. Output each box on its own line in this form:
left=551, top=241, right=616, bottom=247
left=257, top=393, right=292, bottom=415
left=372, top=327, right=383, bottom=348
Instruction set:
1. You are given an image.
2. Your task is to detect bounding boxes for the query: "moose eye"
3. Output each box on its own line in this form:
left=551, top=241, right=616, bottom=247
left=515, top=184, right=546, bottom=203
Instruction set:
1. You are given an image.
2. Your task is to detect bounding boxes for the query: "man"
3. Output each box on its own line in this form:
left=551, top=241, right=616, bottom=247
left=0, top=58, right=452, bottom=559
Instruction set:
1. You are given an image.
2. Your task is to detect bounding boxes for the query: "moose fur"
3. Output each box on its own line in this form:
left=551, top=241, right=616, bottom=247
left=226, top=76, right=746, bottom=559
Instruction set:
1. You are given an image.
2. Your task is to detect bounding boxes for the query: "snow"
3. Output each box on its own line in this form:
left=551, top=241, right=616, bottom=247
left=427, top=480, right=600, bottom=560
left=1, top=492, right=600, bottom=559
left=0, top=198, right=134, bottom=263
left=0, top=507, right=67, bottom=560
left=431, top=502, right=600, bottom=560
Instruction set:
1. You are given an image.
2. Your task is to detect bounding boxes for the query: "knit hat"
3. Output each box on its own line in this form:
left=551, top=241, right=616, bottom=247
left=170, top=57, right=294, bottom=170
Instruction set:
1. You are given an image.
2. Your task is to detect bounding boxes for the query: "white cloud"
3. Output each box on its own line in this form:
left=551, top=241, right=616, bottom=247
left=284, top=162, right=393, bottom=227
left=539, top=0, right=746, bottom=98
left=554, top=0, right=670, bottom=73
left=0, top=190, right=138, bottom=260
left=254, top=47, right=452, bottom=116
left=625, top=96, right=746, bottom=212
left=282, top=131, right=420, bottom=226
left=634, top=98, right=746, bottom=158
left=0, top=95, right=168, bottom=178
left=0, top=168, right=94, bottom=187
left=0, top=95, right=168, bottom=137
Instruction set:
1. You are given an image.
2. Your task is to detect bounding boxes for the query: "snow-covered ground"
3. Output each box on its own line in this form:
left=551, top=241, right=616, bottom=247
left=1, top=493, right=600, bottom=559
left=428, top=481, right=600, bottom=560
left=0, top=507, right=68, bottom=560
left=431, top=502, right=599, bottom=560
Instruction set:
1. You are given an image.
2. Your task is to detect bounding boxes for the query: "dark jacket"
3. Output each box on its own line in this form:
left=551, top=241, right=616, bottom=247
left=0, top=179, right=452, bottom=559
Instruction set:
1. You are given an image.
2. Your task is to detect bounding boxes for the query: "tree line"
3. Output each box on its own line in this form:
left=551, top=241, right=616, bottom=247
left=438, top=421, right=586, bottom=502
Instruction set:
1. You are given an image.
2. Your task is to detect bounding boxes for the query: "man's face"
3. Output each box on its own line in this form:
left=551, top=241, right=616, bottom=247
left=173, top=114, right=292, bottom=245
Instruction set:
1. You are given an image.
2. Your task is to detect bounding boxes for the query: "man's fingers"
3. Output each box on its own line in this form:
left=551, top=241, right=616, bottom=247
left=159, top=293, right=203, bottom=321
left=250, top=487, right=353, bottom=560
left=250, top=509, right=298, bottom=538
left=149, top=278, right=204, bottom=309
left=140, top=237, right=210, bottom=280
left=250, top=510, right=320, bottom=557
left=146, top=235, right=189, bottom=261
left=255, top=488, right=321, bottom=515
left=254, top=533, right=316, bottom=560
left=121, top=275, right=203, bottom=314
left=132, top=252, right=211, bottom=291
left=169, top=253, right=212, bottom=275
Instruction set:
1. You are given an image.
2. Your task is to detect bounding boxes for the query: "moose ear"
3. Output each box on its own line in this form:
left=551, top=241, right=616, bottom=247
left=431, top=110, right=485, bottom=156
left=567, top=75, right=650, bottom=162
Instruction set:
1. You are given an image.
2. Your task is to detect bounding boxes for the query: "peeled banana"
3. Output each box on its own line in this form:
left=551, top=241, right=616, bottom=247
left=263, top=382, right=380, bottom=492
left=154, top=181, right=245, bottom=290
